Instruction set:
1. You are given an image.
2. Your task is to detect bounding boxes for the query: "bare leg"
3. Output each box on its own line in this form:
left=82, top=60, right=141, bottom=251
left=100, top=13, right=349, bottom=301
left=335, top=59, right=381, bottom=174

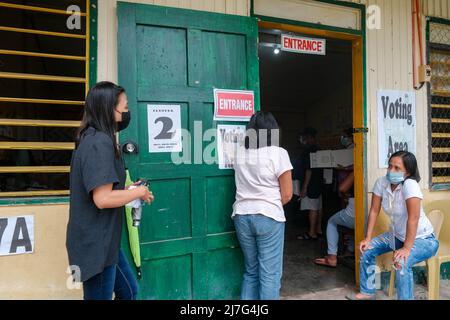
left=309, top=210, right=319, bottom=237
left=316, top=208, right=323, bottom=235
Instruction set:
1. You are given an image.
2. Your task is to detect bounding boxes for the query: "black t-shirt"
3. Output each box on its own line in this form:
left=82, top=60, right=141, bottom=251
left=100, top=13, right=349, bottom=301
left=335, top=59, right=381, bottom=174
left=301, top=144, right=323, bottom=199
left=66, top=127, right=126, bottom=282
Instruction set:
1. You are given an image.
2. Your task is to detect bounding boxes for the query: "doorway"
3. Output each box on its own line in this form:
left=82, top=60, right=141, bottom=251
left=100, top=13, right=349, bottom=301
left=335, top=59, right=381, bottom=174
left=258, top=21, right=365, bottom=298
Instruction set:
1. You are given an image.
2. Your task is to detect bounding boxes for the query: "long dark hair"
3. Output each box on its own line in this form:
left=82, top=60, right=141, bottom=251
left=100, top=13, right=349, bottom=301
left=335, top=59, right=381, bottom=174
left=76, top=81, right=125, bottom=157
left=389, top=151, right=421, bottom=182
left=245, top=111, right=280, bottom=149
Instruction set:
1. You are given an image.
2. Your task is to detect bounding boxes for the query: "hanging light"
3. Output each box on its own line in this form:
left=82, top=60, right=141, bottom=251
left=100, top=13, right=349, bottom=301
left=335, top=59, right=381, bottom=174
left=273, top=48, right=280, bottom=55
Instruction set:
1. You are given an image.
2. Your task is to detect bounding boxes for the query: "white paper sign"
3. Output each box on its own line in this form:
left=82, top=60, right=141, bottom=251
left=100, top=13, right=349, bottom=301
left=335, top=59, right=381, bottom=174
left=310, top=149, right=353, bottom=168
left=148, top=105, right=182, bottom=153
left=0, top=215, right=34, bottom=256
left=217, top=125, right=246, bottom=169
left=377, top=90, right=416, bottom=168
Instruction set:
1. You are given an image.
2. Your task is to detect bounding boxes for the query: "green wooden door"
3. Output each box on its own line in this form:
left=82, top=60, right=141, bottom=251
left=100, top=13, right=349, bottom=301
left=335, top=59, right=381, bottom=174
left=117, top=2, right=260, bottom=300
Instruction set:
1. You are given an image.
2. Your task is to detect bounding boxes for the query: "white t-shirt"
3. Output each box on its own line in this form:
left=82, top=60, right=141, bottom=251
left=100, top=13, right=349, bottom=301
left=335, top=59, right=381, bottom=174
left=232, top=146, right=293, bottom=222
left=372, top=176, right=434, bottom=243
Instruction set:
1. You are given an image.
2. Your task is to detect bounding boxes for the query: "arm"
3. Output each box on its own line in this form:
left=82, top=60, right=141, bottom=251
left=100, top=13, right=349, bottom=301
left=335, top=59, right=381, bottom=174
left=338, top=172, right=354, bottom=194
left=93, top=183, right=153, bottom=210
left=360, top=193, right=382, bottom=253
left=279, top=170, right=293, bottom=205
left=394, top=197, right=420, bottom=262
left=364, top=194, right=382, bottom=242
left=300, top=169, right=312, bottom=198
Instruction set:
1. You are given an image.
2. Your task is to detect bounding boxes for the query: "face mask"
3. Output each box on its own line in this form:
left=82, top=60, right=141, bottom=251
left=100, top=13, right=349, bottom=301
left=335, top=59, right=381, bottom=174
left=340, top=136, right=351, bottom=147
left=116, top=110, right=131, bottom=132
left=386, top=171, right=405, bottom=185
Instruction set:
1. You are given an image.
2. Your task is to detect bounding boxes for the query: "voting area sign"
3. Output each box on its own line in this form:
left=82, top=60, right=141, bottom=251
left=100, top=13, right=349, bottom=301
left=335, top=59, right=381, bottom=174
left=377, top=90, right=417, bottom=168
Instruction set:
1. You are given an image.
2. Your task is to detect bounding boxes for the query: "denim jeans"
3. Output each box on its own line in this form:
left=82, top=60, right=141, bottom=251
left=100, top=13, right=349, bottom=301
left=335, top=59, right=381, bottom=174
left=359, top=232, right=439, bottom=300
left=326, top=209, right=354, bottom=255
left=233, top=214, right=285, bottom=300
left=83, top=249, right=139, bottom=300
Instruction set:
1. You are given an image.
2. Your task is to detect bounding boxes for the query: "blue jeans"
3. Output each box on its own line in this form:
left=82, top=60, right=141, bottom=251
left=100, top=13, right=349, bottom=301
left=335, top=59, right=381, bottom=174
left=83, top=249, right=139, bottom=300
left=326, top=210, right=354, bottom=255
left=233, top=214, right=285, bottom=300
left=359, top=232, right=439, bottom=300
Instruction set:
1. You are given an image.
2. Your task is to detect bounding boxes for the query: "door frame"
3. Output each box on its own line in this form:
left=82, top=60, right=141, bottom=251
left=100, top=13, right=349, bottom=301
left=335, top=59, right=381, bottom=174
left=252, top=2, right=367, bottom=285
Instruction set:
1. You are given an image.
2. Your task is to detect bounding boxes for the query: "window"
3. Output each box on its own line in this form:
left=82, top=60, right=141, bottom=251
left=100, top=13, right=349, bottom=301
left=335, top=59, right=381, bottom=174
left=428, top=21, right=450, bottom=189
left=0, top=0, right=94, bottom=197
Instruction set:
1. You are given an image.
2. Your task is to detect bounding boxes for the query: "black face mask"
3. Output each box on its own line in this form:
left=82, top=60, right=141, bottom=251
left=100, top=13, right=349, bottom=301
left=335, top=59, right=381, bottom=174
left=117, top=110, right=131, bottom=132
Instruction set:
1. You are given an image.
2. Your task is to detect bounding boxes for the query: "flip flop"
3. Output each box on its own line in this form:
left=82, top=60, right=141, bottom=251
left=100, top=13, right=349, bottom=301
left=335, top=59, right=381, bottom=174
left=345, top=292, right=376, bottom=300
left=314, top=257, right=337, bottom=268
left=297, top=232, right=318, bottom=240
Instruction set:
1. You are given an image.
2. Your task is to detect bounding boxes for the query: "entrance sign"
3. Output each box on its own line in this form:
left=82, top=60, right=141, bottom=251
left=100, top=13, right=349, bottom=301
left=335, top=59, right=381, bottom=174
left=213, top=89, right=255, bottom=121
left=377, top=90, right=416, bottom=168
left=281, top=34, right=326, bottom=55
left=0, top=215, right=34, bottom=256
left=217, top=125, right=246, bottom=169
left=148, top=104, right=182, bottom=153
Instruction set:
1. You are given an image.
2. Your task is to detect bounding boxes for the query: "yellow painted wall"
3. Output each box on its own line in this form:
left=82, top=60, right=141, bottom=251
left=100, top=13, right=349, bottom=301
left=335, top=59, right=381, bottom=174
left=0, top=204, right=81, bottom=299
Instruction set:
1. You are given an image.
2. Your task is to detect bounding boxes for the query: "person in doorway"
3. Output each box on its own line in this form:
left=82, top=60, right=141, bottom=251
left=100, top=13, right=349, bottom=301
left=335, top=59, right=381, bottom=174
left=66, top=81, right=154, bottom=300
left=314, top=171, right=354, bottom=268
left=336, top=128, right=355, bottom=210
left=297, top=127, right=324, bottom=240
left=232, top=111, right=293, bottom=300
left=347, top=151, right=439, bottom=300
left=334, top=127, right=356, bottom=257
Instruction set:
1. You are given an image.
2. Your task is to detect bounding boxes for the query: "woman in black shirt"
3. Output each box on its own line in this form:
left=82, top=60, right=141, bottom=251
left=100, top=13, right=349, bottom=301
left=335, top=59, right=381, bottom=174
left=66, top=81, right=153, bottom=300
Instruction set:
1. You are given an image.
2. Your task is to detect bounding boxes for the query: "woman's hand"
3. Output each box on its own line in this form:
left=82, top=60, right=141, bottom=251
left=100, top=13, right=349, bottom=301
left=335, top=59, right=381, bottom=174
left=126, top=180, right=144, bottom=190
left=137, top=186, right=154, bottom=204
left=393, top=247, right=410, bottom=265
left=359, top=238, right=373, bottom=253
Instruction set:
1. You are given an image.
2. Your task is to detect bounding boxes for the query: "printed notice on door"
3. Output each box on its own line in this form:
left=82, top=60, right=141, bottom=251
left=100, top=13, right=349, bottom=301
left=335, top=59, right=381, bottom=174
left=148, top=105, right=182, bottom=153
left=217, top=125, right=246, bottom=169
left=0, top=215, right=34, bottom=256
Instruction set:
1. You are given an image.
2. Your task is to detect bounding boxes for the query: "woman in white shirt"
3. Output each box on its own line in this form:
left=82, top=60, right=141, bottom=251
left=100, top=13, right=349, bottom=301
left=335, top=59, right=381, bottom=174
left=232, top=112, right=293, bottom=300
left=347, top=151, right=439, bottom=300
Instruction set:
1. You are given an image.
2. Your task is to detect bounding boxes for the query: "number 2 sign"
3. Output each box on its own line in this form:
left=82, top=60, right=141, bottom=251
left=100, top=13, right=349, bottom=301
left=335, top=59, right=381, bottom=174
left=148, top=105, right=182, bottom=153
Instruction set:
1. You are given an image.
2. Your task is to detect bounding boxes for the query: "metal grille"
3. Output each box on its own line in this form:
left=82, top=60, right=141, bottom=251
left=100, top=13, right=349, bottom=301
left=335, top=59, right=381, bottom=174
left=430, top=22, right=450, bottom=46
left=429, top=22, right=450, bottom=187
left=0, top=1, right=90, bottom=197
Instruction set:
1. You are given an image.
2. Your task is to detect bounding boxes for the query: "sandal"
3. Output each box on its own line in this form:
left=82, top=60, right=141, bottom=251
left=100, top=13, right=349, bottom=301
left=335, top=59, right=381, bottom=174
left=297, top=232, right=318, bottom=240
left=345, top=292, right=376, bottom=300
left=314, top=256, right=337, bottom=268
